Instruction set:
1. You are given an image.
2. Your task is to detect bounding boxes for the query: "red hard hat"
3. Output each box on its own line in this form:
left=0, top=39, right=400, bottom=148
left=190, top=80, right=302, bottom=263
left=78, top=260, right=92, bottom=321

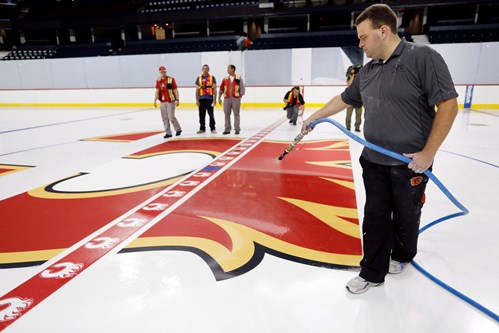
left=159, top=66, right=166, bottom=72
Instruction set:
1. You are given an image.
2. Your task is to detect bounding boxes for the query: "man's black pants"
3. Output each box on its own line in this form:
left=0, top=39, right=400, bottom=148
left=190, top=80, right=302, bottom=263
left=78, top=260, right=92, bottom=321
left=359, top=156, right=429, bottom=283
left=198, top=99, right=215, bottom=131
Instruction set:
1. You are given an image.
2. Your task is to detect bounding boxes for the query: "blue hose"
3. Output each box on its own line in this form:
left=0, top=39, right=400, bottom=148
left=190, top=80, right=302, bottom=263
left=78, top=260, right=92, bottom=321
left=308, top=118, right=498, bottom=323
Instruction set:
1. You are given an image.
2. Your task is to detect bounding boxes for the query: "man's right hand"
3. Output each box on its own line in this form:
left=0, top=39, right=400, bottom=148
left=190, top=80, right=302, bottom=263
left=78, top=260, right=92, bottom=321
left=301, top=117, right=315, bottom=134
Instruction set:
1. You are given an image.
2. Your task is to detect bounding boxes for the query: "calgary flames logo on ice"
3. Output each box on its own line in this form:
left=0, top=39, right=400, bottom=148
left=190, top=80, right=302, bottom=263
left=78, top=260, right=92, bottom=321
left=0, top=135, right=362, bottom=280
left=39, top=262, right=84, bottom=279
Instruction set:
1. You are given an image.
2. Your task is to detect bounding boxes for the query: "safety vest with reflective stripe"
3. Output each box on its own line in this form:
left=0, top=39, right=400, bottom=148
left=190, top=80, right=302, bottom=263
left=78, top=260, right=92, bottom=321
left=286, top=91, right=302, bottom=105
left=221, top=75, right=241, bottom=98
left=198, top=75, right=214, bottom=96
left=157, top=77, right=176, bottom=102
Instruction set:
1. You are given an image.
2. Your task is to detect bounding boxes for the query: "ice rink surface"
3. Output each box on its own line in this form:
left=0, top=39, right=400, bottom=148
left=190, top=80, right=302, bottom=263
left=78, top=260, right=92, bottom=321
left=0, top=106, right=498, bottom=332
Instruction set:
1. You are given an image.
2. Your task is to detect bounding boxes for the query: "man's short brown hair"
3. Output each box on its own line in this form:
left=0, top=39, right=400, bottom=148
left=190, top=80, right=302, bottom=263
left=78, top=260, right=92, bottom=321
left=355, top=4, right=398, bottom=34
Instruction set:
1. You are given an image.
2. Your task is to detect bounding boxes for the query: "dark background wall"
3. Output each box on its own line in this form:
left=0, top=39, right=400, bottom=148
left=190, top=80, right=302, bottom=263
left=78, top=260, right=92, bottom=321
left=0, top=0, right=498, bottom=58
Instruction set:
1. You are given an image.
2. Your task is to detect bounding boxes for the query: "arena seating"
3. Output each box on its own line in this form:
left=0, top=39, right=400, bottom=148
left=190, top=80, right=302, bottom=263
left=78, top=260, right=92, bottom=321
left=114, top=35, right=239, bottom=55
left=1, top=42, right=113, bottom=61
left=248, top=30, right=413, bottom=50
left=428, top=23, right=499, bottom=44
left=139, top=1, right=258, bottom=13
left=249, top=30, right=357, bottom=50
left=3, top=22, right=499, bottom=61
left=53, top=42, right=114, bottom=58
left=1, top=45, right=57, bottom=61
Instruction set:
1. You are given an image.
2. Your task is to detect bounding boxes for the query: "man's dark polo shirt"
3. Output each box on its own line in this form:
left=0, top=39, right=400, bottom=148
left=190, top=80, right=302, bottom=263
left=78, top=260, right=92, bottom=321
left=341, top=40, right=458, bottom=166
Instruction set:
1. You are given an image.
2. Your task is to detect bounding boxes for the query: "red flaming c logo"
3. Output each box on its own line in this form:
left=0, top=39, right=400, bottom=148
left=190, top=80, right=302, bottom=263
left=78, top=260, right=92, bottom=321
left=0, top=135, right=362, bottom=279
left=410, top=176, right=424, bottom=187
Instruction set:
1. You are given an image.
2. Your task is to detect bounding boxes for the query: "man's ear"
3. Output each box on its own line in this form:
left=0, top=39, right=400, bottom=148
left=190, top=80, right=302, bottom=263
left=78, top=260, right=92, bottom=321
left=380, top=25, right=389, bottom=39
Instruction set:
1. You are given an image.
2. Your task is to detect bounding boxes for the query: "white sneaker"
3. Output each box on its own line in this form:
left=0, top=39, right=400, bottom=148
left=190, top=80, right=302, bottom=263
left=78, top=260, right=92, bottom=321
left=346, top=276, right=383, bottom=294
left=211, top=130, right=217, bottom=134
left=389, top=259, right=407, bottom=274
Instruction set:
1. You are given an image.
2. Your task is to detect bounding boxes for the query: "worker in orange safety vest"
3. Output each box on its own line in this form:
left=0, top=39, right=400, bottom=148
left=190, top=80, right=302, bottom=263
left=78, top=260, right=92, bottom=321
left=195, top=64, right=217, bottom=134
left=282, top=86, right=305, bottom=126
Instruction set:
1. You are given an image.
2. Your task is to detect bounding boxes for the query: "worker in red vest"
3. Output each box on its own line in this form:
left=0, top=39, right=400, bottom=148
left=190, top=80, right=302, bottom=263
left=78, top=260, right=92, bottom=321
left=195, top=64, right=217, bottom=134
left=218, top=64, right=245, bottom=135
left=154, top=66, right=181, bottom=138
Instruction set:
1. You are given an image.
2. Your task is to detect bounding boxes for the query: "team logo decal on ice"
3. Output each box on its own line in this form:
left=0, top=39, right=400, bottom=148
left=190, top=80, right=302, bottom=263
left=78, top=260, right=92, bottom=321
left=0, top=297, right=33, bottom=322
left=143, top=203, right=169, bottom=211
left=85, top=237, right=119, bottom=249
left=0, top=121, right=363, bottom=331
left=118, top=218, right=148, bottom=228
left=1, top=134, right=362, bottom=283
left=163, top=190, right=186, bottom=197
left=40, top=262, right=84, bottom=279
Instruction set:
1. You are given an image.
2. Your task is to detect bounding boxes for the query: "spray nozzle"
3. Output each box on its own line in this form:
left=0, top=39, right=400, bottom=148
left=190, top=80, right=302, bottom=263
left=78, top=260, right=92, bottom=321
left=278, top=131, right=307, bottom=161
